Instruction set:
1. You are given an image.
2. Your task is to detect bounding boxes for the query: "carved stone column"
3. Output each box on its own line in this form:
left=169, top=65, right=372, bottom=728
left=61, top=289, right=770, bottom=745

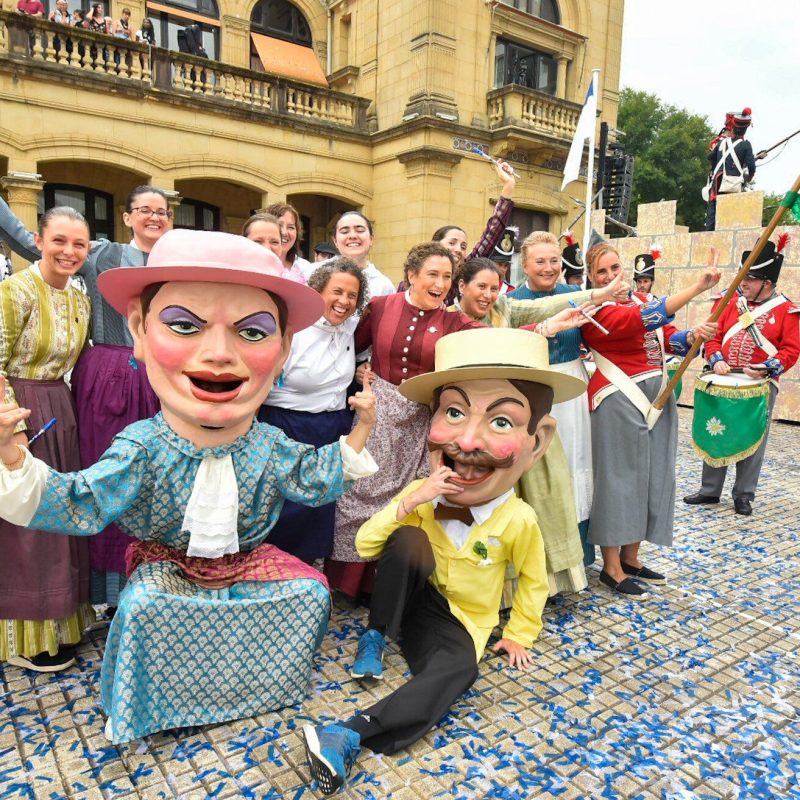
left=1, top=171, right=45, bottom=272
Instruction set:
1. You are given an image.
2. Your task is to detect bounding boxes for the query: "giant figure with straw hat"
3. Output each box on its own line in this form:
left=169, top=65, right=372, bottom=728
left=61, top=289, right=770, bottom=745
left=301, top=327, right=586, bottom=795
left=685, top=234, right=799, bottom=515
left=0, top=230, right=378, bottom=742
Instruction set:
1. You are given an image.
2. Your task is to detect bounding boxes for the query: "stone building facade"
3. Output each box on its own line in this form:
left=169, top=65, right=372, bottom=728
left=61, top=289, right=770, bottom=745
left=0, top=0, right=623, bottom=280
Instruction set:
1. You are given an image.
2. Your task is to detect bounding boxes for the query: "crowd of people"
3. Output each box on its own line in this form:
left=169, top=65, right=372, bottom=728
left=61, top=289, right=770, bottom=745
left=17, top=0, right=156, bottom=42
left=0, top=161, right=797, bottom=794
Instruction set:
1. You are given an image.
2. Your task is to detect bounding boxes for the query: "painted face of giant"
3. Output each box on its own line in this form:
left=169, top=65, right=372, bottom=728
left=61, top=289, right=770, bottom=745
left=428, top=378, right=555, bottom=507
left=127, top=281, right=291, bottom=447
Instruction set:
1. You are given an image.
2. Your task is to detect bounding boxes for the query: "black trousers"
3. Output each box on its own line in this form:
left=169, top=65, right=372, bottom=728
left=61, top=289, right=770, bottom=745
left=344, top=526, right=478, bottom=755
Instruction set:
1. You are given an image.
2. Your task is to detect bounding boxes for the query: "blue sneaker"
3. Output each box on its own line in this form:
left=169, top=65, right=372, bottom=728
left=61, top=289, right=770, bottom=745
left=302, top=723, right=360, bottom=795
left=351, top=629, right=386, bottom=679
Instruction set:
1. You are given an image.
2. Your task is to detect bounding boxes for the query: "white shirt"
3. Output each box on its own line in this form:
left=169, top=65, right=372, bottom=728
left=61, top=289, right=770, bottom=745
left=432, top=488, right=515, bottom=551
left=265, top=316, right=357, bottom=413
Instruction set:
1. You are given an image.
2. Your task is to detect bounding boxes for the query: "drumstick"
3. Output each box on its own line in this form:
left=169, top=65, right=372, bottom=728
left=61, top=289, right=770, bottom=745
left=568, top=299, right=609, bottom=335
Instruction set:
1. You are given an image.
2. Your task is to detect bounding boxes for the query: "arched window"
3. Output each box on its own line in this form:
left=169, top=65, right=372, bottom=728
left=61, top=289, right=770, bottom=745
left=501, top=0, right=560, bottom=25
left=250, top=0, right=312, bottom=47
left=145, top=0, right=220, bottom=60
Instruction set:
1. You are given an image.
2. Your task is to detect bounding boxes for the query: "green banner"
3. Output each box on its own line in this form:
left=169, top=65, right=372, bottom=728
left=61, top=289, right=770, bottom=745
left=667, top=363, right=683, bottom=402
left=692, top=378, right=769, bottom=467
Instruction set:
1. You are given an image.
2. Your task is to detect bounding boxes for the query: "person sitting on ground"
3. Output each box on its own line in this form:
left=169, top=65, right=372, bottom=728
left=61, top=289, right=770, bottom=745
left=301, top=327, right=586, bottom=795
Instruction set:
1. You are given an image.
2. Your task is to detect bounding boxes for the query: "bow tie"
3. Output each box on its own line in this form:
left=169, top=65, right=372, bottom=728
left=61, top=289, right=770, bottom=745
left=433, top=504, right=474, bottom=526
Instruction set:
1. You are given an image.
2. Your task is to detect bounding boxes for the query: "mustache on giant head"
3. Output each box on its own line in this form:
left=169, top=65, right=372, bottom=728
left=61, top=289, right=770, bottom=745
left=427, top=439, right=515, bottom=470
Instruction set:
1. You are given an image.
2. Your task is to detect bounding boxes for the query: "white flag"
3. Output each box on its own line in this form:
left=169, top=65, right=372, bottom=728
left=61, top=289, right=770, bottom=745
left=561, top=74, right=598, bottom=191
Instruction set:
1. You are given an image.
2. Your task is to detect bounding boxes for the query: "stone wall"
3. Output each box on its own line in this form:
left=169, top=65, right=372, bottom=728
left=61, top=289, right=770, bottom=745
left=591, top=192, right=800, bottom=423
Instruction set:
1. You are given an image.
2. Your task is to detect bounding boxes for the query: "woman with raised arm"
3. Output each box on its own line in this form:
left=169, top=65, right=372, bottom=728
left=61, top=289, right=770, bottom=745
left=583, top=243, right=720, bottom=599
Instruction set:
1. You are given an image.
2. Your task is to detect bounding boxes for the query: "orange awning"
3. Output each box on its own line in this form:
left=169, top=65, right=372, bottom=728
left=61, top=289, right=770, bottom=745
left=250, top=33, right=328, bottom=87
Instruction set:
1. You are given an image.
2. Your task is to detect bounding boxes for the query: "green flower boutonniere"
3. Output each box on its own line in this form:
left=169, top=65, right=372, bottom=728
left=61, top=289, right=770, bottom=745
left=473, top=541, right=488, bottom=560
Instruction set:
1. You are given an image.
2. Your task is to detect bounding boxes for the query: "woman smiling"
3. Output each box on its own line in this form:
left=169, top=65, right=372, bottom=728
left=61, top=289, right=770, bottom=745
left=327, top=242, right=482, bottom=597
left=260, top=258, right=370, bottom=561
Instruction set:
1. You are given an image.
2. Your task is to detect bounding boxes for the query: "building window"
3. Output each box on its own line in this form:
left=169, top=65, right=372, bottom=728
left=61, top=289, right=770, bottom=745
left=250, top=0, right=312, bottom=47
left=38, top=184, right=114, bottom=241
left=494, top=39, right=557, bottom=94
left=500, top=0, right=559, bottom=24
left=174, top=198, right=219, bottom=231
left=147, top=0, right=220, bottom=60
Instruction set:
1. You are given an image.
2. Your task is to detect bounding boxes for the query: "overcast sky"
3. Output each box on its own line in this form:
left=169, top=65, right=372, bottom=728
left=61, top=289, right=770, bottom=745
left=619, top=0, right=800, bottom=196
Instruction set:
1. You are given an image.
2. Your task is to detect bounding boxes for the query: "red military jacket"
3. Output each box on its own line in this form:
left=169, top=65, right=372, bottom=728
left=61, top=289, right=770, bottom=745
left=705, top=294, right=800, bottom=380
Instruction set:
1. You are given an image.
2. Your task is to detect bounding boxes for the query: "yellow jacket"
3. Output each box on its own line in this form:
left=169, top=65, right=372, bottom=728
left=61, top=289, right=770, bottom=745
left=355, top=479, right=549, bottom=662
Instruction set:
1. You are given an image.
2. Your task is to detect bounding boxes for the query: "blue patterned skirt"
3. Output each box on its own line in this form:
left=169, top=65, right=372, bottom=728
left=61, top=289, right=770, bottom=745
left=101, top=561, right=330, bottom=743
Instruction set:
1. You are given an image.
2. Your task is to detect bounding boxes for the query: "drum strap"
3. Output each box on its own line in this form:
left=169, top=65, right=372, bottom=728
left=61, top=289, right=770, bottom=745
left=591, top=326, right=667, bottom=430
left=721, top=295, right=786, bottom=355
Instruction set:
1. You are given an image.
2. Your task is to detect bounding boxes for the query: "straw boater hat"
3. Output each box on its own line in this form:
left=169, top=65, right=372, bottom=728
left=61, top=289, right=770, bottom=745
left=633, top=243, right=662, bottom=279
left=98, top=229, right=324, bottom=332
left=398, top=328, right=586, bottom=405
left=743, top=233, right=789, bottom=284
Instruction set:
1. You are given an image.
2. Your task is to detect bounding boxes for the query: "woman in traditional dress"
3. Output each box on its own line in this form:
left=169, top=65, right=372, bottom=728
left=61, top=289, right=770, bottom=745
left=0, top=185, right=172, bottom=610
left=0, top=207, right=92, bottom=672
left=509, top=231, right=599, bottom=576
left=263, top=202, right=310, bottom=284
left=259, top=258, right=369, bottom=561
left=326, top=242, right=481, bottom=596
left=452, top=251, right=628, bottom=594
left=583, top=243, right=720, bottom=599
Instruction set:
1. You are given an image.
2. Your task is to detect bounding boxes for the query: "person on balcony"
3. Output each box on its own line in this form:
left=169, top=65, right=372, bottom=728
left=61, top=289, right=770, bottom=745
left=48, top=0, right=72, bottom=25
left=135, top=17, right=156, bottom=45
left=16, top=0, right=44, bottom=17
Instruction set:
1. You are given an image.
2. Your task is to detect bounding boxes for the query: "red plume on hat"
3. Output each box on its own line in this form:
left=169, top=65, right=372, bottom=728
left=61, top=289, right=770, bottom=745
left=733, top=107, right=752, bottom=128
left=563, top=230, right=577, bottom=247
left=777, top=232, right=790, bottom=253
left=649, top=243, right=663, bottom=261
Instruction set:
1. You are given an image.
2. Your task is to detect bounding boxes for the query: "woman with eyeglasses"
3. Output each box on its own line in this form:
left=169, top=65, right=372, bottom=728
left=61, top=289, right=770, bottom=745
left=0, top=185, right=173, bottom=611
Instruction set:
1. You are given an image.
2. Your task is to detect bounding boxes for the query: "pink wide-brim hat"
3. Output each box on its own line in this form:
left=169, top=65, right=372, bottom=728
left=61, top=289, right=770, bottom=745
left=97, top=229, right=324, bottom=333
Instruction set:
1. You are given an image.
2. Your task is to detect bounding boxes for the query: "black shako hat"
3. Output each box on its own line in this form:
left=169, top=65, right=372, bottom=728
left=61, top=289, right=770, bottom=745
left=744, top=233, right=789, bottom=284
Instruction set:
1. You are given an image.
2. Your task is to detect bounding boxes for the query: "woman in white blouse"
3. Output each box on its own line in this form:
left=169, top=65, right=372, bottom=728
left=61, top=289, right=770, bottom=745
left=259, top=258, right=369, bottom=561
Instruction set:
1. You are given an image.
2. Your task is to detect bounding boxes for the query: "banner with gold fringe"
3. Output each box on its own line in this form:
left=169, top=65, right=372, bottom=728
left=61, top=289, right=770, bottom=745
left=691, top=375, right=770, bottom=467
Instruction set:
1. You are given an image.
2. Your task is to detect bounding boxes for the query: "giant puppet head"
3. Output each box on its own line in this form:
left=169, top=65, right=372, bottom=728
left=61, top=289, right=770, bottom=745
left=399, top=328, right=586, bottom=507
left=97, top=230, right=324, bottom=448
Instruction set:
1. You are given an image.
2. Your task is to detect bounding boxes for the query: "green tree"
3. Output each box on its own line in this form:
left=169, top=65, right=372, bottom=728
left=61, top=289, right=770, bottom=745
left=617, top=88, right=715, bottom=232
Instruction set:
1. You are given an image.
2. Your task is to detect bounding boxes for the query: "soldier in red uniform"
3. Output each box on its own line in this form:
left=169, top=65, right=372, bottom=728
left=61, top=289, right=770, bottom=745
left=684, top=235, right=799, bottom=515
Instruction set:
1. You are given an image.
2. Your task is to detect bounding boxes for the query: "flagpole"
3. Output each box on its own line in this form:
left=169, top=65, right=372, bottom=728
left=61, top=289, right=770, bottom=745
left=582, top=69, right=600, bottom=257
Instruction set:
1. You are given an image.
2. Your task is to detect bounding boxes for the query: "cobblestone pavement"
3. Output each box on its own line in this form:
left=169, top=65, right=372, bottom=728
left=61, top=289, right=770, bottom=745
left=2, top=408, right=799, bottom=800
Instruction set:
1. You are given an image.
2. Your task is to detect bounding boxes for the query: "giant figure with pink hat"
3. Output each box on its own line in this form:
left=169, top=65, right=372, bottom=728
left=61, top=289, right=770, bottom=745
left=0, top=230, right=378, bottom=742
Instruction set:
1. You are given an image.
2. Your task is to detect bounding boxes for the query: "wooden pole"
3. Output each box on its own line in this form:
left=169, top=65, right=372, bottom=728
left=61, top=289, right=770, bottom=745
left=652, top=173, right=800, bottom=411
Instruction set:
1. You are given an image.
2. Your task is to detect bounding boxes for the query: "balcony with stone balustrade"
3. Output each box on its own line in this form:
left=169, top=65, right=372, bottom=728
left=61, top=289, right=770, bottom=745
left=0, top=10, right=370, bottom=135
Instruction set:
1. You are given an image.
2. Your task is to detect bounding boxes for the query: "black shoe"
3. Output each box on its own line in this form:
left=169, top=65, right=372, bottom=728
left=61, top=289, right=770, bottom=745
left=7, top=646, right=76, bottom=673
left=683, top=492, right=720, bottom=505
left=621, top=562, right=666, bottom=584
left=734, top=498, right=752, bottom=516
left=599, top=570, right=648, bottom=600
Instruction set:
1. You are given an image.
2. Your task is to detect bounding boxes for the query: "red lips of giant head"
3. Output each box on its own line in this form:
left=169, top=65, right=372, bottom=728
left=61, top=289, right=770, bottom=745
left=183, top=371, right=249, bottom=403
